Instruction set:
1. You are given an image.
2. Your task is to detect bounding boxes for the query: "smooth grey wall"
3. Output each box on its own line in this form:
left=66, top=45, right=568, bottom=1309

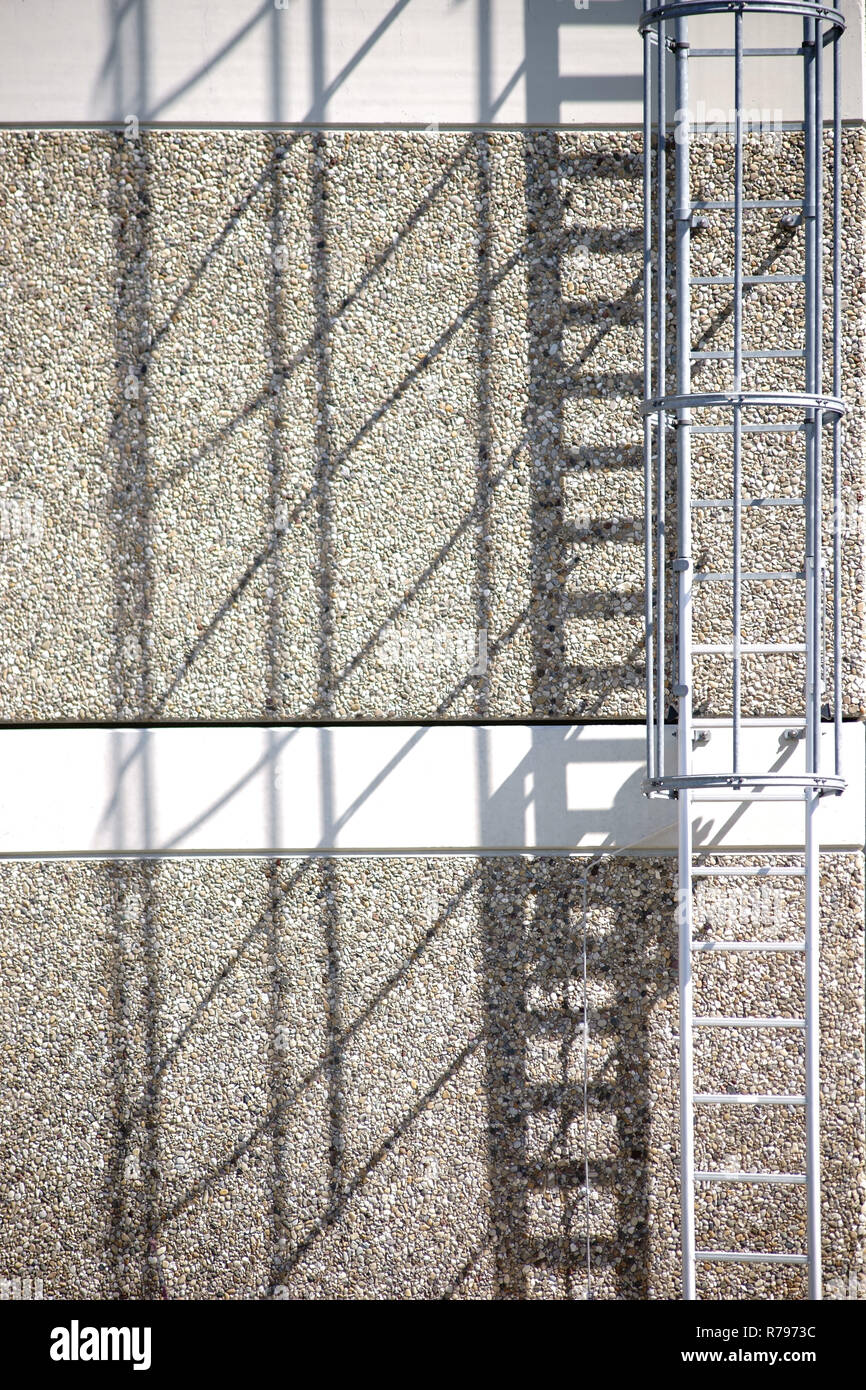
left=0, top=1, right=863, bottom=127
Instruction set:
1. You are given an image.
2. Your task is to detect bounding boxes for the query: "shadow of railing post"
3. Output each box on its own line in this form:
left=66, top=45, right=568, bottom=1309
left=311, top=126, right=347, bottom=1250
left=266, top=130, right=288, bottom=1295
left=87, top=1, right=687, bottom=1296
left=105, top=77, right=164, bottom=1292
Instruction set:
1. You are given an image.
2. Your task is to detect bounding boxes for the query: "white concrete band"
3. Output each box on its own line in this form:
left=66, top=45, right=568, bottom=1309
left=0, top=0, right=862, bottom=127
left=0, top=722, right=861, bottom=856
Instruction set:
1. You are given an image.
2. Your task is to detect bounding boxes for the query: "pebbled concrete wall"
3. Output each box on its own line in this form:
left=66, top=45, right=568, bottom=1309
left=1, top=125, right=863, bottom=1304
left=0, top=853, right=862, bottom=1301
left=1, top=128, right=864, bottom=722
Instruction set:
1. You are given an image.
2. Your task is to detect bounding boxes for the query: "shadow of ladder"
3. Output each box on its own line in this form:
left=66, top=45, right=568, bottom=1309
left=517, top=106, right=649, bottom=1290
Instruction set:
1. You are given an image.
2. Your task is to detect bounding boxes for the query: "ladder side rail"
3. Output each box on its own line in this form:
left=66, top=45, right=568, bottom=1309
left=805, top=789, right=822, bottom=1299
left=800, top=13, right=822, bottom=1301
left=832, top=34, right=842, bottom=776
left=804, top=15, right=818, bottom=783
left=732, top=7, right=744, bottom=773
left=644, top=22, right=656, bottom=782
left=656, top=13, right=668, bottom=779
left=815, top=16, right=824, bottom=780
left=674, top=8, right=696, bottom=1303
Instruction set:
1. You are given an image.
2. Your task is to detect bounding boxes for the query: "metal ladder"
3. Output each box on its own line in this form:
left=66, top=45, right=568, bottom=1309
left=685, top=849, right=812, bottom=1291
left=639, top=1, right=846, bottom=1299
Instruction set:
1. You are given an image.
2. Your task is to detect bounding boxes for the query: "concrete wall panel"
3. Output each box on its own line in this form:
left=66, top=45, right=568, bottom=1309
left=0, top=853, right=861, bottom=1299
left=2, top=128, right=864, bottom=723
left=0, top=1, right=863, bottom=127
left=0, top=722, right=863, bottom=855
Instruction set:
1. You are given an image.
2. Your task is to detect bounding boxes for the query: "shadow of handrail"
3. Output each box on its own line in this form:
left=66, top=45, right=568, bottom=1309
left=82, top=0, right=681, bottom=1298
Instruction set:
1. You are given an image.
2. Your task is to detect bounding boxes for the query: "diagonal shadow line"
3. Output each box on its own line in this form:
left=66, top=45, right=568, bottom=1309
left=529, top=865, right=673, bottom=1298
left=150, top=534, right=277, bottom=714
left=278, top=1037, right=482, bottom=1276
left=298, top=0, right=416, bottom=123
left=153, top=385, right=270, bottom=496
left=150, top=261, right=531, bottom=710
left=429, top=508, right=644, bottom=712
left=311, top=242, right=533, bottom=468
left=312, top=242, right=532, bottom=476
left=139, top=1, right=274, bottom=121
left=489, top=59, right=527, bottom=119
left=324, top=726, right=429, bottom=840
left=323, top=138, right=474, bottom=316
left=152, top=207, right=640, bottom=713
left=690, top=226, right=799, bottom=384
left=148, top=135, right=473, bottom=373
left=320, top=873, right=474, bottom=1092
left=326, top=431, right=531, bottom=695
left=692, top=741, right=799, bottom=849
left=358, top=430, right=644, bottom=717
left=437, top=614, right=644, bottom=723
left=580, top=636, right=647, bottom=719
left=436, top=546, right=635, bottom=718
left=439, top=1228, right=495, bottom=1299
left=152, top=858, right=315, bottom=1085
left=147, top=137, right=306, bottom=357
left=152, top=141, right=488, bottom=502
left=95, top=728, right=151, bottom=836
left=475, top=136, right=493, bottom=715
left=561, top=267, right=643, bottom=376
left=157, top=871, right=478, bottom=1221
left=306, top=239, right=633, bottom=683
left=158, top=728, right=300, bottom=850
left=163, top=1036, right=482, bottom=1238
left=95, top=0, right=146, bottom=90
left=107, top=0, right=428, bottom=128
left=151, top=437, right=343, bottom=712
left=432, top=609, right=529, bottom=716
left=430, top=266, right=647, bottom=714
left=156, top=868, right=475, bottom=1086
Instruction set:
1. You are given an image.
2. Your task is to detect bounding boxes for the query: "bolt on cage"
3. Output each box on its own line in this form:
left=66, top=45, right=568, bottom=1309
left=639, top=0, right=846, bottom=1301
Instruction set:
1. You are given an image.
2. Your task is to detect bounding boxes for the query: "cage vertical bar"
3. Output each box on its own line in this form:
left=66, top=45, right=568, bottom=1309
left=832, top=32, right=842, bottom=776
left=638, top=0, right=847, bottom=1302
left=643, top=22, right=656, bottom=782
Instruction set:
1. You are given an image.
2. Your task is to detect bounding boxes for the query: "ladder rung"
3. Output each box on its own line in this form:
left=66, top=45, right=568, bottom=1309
left=694, top=1093, right=806, bottom=1106
left=693, top=940, right=805, bottom=954
left=691, top=865, right=805, bottom=877
left=692, top=643, right=806, bottom=654
left=695, top=1251, right=808, bottom=1266
left=693, top=1016, right=806, bottom=1030
left=691, top=793, right=810, bottom=802
left=691, top=423, right=806, bottom=434
left=692, top=274, right=805, bottom=285
left=691, top=717, right=807, bottom=726
left=690, top=349, right=805, bottom=359
left=691, top=199, right=804, bottom=210
left=693, top=569, right=804, bottom=582
left=688, top=47, right=806, bottom=58
left=695, top=1171, right=807, bottom=1185
left=691, top=497, right=804, bottom=508
left=690, top=792, right=814, bottom=802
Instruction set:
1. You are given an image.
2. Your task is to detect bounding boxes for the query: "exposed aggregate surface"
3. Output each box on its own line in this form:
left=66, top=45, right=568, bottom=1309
left=0, top=854, right=861, bottom=1300
left=0, top=128, right=863, bottom=1302
left=0, top=129, right=863, bottom=720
